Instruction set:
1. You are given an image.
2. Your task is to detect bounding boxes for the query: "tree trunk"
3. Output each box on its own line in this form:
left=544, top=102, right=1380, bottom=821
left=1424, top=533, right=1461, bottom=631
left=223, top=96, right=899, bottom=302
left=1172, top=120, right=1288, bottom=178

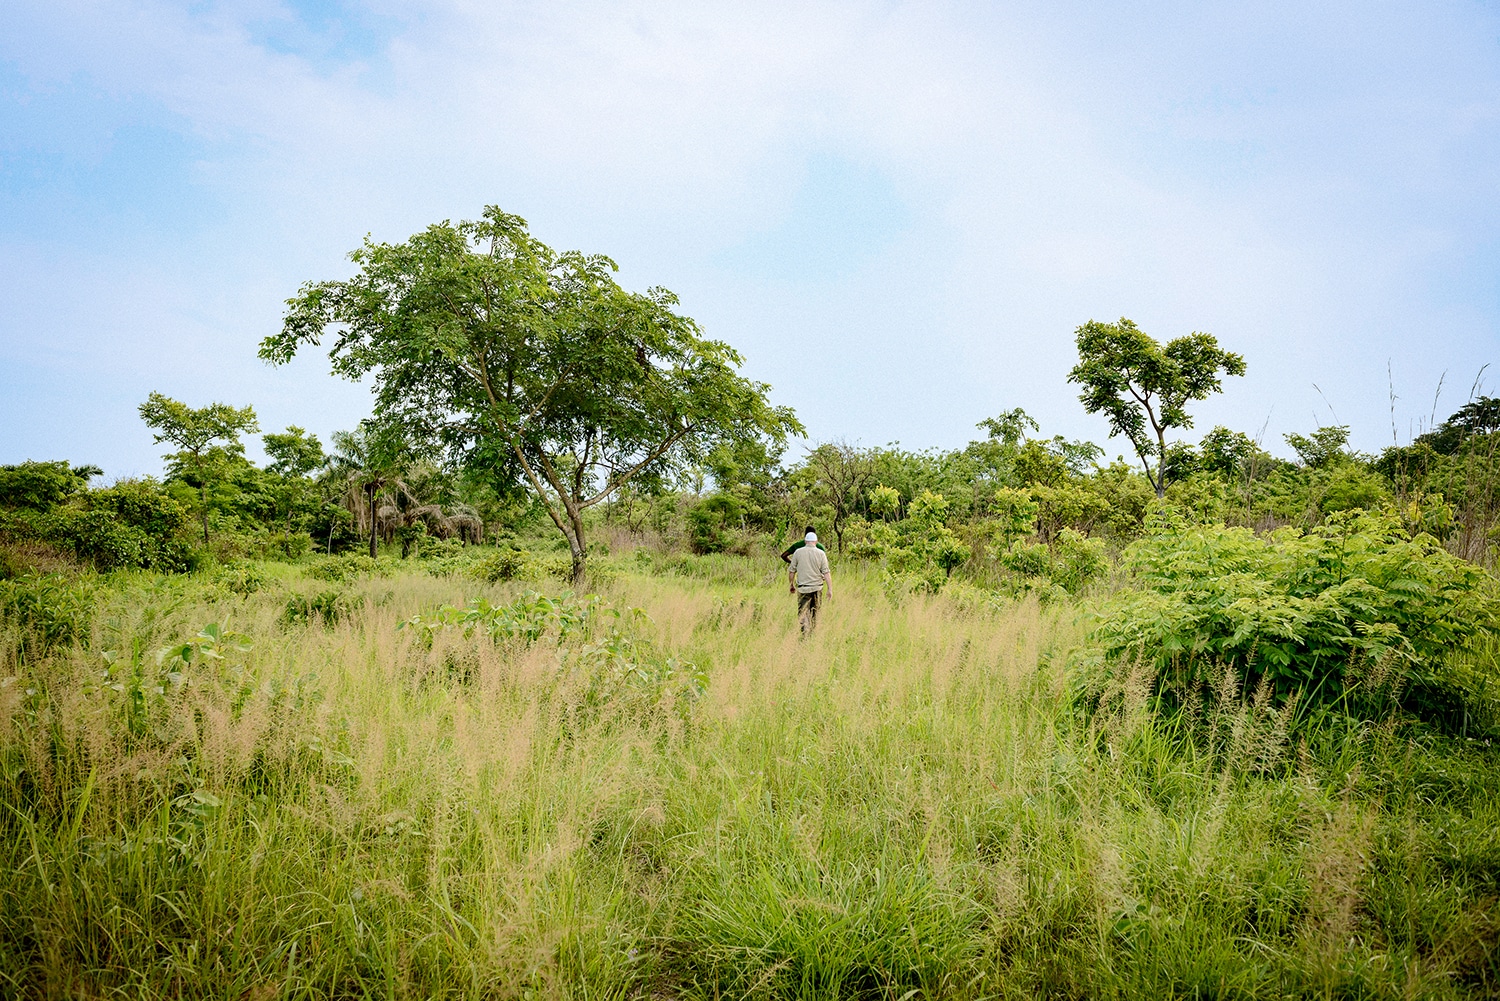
left=367, top=483, right=378, bottom=559
left=1154, top=428, right=1168, bottom=499
left=566, top=504, right=589, bottom=588
left=200, top=483, right=210, bottom=546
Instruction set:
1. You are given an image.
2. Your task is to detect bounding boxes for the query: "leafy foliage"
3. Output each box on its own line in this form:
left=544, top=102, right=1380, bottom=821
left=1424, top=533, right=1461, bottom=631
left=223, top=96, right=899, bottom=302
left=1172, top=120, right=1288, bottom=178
left=853, top=490, right=970, bottom=593
left=0, top=461, right=97, bottom=510
left=138, top=392, right=259, bottom=545
left=400, top=590, right=706, bottom=703
left=261, top=206, right=800, bottom=582
left=1069, top=317, right=1246, bottom=497
left=1086, top=509, right=1500, bottom=717
left=0, top=574, right=96, bottom=658
left=281, top=589, right=357, bottom=627
left=686, top=494, right=745, bottom=555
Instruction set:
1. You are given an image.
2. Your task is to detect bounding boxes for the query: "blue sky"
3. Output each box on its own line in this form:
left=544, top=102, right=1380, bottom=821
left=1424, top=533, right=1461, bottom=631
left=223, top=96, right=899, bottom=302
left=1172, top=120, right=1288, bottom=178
left=2, top=0, right=1498, bottom=478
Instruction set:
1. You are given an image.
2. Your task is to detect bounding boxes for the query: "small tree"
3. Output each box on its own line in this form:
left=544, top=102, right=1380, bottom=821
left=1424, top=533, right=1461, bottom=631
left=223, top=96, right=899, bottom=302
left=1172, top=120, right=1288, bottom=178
left=1285, top=425, right=1351, bottom=469
left=261, top=207, right=800, bottom=584
left=806, top=440, right=875, bottom=553
left=1198, top=426, right=1256, bottom=480
left=263, top=426, right=327, bottom=537
left=138, top=392, right=259, bottom=544
left=1068, top=318, right=1245, bottom=498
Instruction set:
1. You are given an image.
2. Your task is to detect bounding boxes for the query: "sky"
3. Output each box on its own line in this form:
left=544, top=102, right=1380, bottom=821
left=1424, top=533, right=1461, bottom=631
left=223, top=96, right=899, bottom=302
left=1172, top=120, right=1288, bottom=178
left=2, top=0, right=1498, bottom=479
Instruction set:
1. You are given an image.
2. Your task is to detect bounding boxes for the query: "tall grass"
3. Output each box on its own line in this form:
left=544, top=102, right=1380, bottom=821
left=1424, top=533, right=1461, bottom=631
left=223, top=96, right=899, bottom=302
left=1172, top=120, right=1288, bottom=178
left=2, top=564, right=1497, bottom=998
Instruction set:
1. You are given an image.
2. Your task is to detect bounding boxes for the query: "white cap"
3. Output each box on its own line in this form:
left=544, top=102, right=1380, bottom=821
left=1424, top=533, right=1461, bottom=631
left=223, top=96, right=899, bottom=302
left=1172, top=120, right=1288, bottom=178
left=805, top=531, right=818, bottom=542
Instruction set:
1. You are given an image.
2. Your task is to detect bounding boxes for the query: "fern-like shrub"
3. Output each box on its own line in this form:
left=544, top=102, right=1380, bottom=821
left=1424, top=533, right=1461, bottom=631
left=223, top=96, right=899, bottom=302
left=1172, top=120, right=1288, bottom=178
left=1083, top=509, right=1500, bottom=718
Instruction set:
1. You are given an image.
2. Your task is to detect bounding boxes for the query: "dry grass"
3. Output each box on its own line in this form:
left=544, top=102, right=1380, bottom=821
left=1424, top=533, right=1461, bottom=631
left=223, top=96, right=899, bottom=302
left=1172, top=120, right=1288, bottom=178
left=1, top=561, right=1497, bottom=998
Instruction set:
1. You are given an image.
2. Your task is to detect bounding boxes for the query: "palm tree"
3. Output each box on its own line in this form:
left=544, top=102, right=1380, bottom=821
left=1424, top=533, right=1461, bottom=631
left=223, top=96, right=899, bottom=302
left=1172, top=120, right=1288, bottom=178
left=327, top=424, right=408, bottom=559
left=376, top=464, right=486, bottom=556
left=326, top=431, right=485, bottom=558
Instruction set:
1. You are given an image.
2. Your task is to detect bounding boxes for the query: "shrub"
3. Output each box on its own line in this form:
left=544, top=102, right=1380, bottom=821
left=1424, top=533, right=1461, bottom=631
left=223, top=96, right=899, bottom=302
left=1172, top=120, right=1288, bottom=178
left=1318, top=464, right=1389, bottom=516
left=1084, top=509, right=1500, bottom=717
left=400, top=590, right=705, bottom=705
left=46, top=509, right=150, bottom=571
left=251, top=531, right=313, bottom=560
left=92, top=479, right=189, bottom=539
left=991, top=487, right=1039, bottom=540
left=1051, top=528, right=1109, bottom=593
left=469, top=547, right=542, bottom=584
left=859, top=491, right=971, bottom=594
left=419, top=542, right=486, bottom=578
left=0, top=461, right=92, bottom=510
left=305, top=553, right=382, bottom=583
left=33, top=480, right=194, bottom=573
left=213, top=561, right=268, bottom=597
left=1000, top=540, right=1052, bottom=579
left=281, top=588, right=356, bottom=626
left=0, top=574, right=96, bottom=657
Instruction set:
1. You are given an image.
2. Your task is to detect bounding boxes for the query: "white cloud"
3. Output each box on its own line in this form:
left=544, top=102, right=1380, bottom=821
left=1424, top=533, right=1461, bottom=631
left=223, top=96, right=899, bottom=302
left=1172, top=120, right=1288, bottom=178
left=2, top=0, right=1497, bottom=475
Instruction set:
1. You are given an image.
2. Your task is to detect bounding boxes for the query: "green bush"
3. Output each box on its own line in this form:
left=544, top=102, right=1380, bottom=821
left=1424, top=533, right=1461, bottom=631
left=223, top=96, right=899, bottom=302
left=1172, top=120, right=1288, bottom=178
left=1084, top=509, right=1500, bottom=718
left=859, top=491, right=971, bottom=594
left=45, top=509, right=152, bottom=571
left=92, top=479, right=189, bottom=539
left=250, top=530, right=313, bottom=560
left=281, top=588, right=356, bottom=626
left=991, top=530, right=1105, bottom=597
left=212, top=561, right=269, bottom=597
left=1051, top=528, right=1109, bottom=593
left=1000, top=540, right=1051, bottom=578
left=32, top=480, right=194, bottom=573
left=1318, top=464, right=1389, bottom=515
left=469, top=547, right=542, bottom=583
left=0, top=460, right=92, bottom=510
left=305, top=553, right=383, bottom=583
left=0, top=574, right=96, bottom=657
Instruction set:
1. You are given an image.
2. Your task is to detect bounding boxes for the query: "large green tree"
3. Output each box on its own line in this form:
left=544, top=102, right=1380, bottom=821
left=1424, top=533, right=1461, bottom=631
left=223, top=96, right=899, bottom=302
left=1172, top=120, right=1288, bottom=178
left=138, top=392, right=259, bottom=544
left=1067, top=318, right=1245, bottom=498
left=261, top=207, right=801, bottom=582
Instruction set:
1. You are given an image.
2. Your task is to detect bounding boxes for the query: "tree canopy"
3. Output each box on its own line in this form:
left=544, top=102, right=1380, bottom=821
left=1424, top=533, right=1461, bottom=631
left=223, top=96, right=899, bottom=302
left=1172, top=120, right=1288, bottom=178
left=1067, top=318, right=1245, bottom=498
left=260, top=206, right=801, bottom=581
left=138, top=392, right=259, bottom=544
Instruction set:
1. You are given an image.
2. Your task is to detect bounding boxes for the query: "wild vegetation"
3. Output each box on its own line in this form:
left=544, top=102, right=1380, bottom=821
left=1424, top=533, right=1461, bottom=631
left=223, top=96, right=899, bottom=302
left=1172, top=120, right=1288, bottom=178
left=3, top=209, right=1499, bottom=998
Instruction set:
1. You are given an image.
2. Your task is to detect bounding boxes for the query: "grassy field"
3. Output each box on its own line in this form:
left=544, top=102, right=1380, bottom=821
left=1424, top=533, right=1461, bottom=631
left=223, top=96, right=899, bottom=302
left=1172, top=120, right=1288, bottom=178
left=3, top=560, right=1499, bottom=999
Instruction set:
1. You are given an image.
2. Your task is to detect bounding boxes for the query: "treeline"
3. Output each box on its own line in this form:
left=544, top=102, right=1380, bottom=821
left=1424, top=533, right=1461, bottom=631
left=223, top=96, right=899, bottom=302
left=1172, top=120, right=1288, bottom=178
left=0, top=404, right=515, bottom=579
left=5, top=387, right=1494, bottom=595
left=626, top=398, right=1497, bottom=589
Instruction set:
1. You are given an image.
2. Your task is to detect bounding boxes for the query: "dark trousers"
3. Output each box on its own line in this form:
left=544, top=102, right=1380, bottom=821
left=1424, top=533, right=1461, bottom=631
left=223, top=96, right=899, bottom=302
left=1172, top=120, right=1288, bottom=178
left=796, top=589, right=821, bottom=635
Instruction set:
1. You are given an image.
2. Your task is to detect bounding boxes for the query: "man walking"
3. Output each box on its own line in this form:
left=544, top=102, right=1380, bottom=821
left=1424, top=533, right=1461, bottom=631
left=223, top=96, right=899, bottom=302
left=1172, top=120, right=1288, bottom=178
left=780, top=525, right=826, bottom=564
left=787, top=530, right=832, bottom=636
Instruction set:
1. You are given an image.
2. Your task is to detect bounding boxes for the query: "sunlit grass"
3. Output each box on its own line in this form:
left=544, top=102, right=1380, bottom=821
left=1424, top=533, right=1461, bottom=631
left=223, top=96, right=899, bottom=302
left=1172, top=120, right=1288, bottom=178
left=2, top=561, right=1497, bottom=998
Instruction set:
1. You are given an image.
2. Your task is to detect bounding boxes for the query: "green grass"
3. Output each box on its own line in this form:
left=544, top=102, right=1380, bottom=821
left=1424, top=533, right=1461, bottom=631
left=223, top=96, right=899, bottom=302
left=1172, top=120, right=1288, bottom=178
left=2, top=560, right=1498, bottom=998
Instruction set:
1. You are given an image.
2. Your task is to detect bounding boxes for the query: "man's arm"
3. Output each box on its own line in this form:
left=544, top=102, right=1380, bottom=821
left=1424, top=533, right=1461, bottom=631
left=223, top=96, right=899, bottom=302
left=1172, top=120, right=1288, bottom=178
left=824, top=565, right=832, bottom=599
